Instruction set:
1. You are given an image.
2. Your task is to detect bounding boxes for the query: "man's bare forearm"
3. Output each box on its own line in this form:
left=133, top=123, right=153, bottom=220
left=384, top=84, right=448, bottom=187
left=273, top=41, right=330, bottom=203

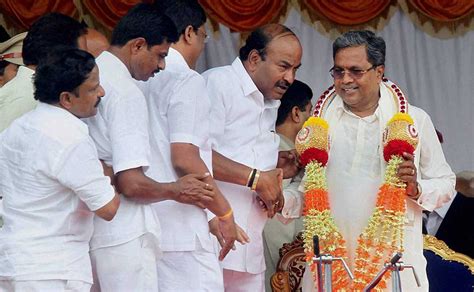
left=115, top=167, right=177, bottom=203
left=172, top=144, right=231, bottom=216
left=212, top=150, right=252, bottom=187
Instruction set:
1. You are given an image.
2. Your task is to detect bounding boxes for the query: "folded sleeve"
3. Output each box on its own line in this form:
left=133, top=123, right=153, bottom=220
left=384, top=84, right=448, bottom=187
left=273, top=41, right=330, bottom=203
left=54, top=139, right=115, bottom=211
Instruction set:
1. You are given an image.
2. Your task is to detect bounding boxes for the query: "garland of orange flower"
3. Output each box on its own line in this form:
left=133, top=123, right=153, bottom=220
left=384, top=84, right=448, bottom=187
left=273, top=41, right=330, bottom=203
left=295, top=80, right=419, bottom=291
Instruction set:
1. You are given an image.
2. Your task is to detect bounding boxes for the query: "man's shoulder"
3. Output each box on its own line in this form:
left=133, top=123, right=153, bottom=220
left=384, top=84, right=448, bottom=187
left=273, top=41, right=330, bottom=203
left=202, top=64, right=234, bottom=82
left=7, top=108, right=89, bottom=149
left=0, top=68, right=34, bottom=98
left=409, top=105, right=429, bottom=117
left=408, top=105, right=432, bottom=126
left=99, top=72, right=144, bottom=108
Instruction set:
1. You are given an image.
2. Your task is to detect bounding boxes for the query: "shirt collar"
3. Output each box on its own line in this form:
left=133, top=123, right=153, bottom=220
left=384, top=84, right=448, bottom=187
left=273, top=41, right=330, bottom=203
left=278, top=133, right=295, bottom=148
left=17, top=65, right=34, bottom=77
left=166, top=47, right=190, bottom=71
left=231, top=57, right=260, bottom=97
left=37, top=102, right=89, bottom=134
left=98, top=51, right=133, bottom=80
left=231, top=57, right=280, bottom=109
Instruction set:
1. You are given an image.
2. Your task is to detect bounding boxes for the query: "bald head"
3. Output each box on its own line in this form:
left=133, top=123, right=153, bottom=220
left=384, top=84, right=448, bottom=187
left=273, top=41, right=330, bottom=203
left=239, top=23, right=298, bottom=61
left=240, top=24, right=302, bottom=100
left=85, top=28, right=109, bottom=58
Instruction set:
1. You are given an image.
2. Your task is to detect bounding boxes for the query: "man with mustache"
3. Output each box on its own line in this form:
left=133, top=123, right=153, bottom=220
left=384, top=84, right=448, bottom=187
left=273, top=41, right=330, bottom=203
left=137, top=1, right=240, bottom=291
left=202, top=24, right=303, bottom=291
left=0, top=48, right=119, bottom=291
left=300, top=30, right=455, bottom=291
left=83, top=4, right=215, bottom=291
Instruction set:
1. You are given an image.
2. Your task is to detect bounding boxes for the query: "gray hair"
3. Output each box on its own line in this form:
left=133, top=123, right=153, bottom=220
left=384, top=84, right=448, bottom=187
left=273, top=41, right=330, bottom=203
left=333, top=30, right=386, bottom=66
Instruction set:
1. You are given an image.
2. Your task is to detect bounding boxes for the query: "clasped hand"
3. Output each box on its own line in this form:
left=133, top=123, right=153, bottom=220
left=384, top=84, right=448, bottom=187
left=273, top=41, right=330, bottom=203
left=173, top=173, right=215, bottom=208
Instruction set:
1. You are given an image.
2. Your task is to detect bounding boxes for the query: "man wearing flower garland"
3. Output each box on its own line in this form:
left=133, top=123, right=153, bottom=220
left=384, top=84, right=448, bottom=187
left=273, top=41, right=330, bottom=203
left=300, top=30, right=455, bottom=291
left=203, top=24, right=302, bottom=291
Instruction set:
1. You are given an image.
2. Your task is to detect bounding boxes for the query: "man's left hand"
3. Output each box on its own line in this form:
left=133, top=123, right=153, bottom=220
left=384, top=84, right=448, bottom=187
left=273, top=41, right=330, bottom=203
left=397, top=152, right=419, bottom=198
left=277, top=150, right=300, bottom=179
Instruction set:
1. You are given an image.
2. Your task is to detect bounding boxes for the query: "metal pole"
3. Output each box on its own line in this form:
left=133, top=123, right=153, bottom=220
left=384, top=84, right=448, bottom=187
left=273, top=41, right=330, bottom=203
left=324, top=258, right=333, bottom=291
left=391, top=264, right=402, bottom=292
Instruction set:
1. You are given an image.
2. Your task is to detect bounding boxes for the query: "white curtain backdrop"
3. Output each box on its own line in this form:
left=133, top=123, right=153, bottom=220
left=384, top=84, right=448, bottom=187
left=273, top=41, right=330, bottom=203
left=196, top=8, right=474, bottom=173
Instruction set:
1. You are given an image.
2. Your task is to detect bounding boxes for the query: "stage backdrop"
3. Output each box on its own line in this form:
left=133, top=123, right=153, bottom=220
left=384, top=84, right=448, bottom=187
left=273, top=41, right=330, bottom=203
left=0, top=0, right=472, bottom=172
left=196, top=7, right=473, bottom=173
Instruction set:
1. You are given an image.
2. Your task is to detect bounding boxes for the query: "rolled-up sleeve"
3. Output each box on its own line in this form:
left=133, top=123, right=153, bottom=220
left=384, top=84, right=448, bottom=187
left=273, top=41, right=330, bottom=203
left=54, top=139, right=115, bottom=211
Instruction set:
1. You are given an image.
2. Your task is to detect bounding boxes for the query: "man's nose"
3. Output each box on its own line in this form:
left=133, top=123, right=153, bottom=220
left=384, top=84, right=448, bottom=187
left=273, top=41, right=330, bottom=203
left=283, top=69, right=295, bottom=84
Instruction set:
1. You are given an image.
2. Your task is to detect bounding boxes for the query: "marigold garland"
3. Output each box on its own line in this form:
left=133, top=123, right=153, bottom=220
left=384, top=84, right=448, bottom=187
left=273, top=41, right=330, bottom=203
left=296, top=112, right=419, bottom=291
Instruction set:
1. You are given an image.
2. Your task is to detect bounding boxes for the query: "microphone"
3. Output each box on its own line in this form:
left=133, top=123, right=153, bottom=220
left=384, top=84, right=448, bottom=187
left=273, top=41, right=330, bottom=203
left=390, top=252, right=402, bottom=265
left=313, top=235, right=324, bottom=291
left=364, top=253, right=403, bottom=291
left=313, top=235, right=320, bottom=257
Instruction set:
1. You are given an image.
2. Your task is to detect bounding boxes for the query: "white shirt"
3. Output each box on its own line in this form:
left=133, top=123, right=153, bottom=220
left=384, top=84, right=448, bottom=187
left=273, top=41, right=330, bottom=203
left=0, top=103, right=115, bottom=283
left=302, top=83, right=456, bottom=291
left=263, top=133, right=305, bottom=292
left=138, top=48, right=213, bottom=252
left=83, top=51, right=160, bottom=250
left=425, top=195, right=454, bottom=235
left=0, top=66, right=37, bottom=132
left=277, top=134, right=304, bottom=220
left=202, top=58, right=280, bottom=273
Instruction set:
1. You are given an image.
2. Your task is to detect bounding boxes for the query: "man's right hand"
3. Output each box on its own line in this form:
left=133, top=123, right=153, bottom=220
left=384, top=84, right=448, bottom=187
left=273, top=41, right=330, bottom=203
left=173, top=173, right=215, bottom=208
left=255, top=168, right=284, bottom=218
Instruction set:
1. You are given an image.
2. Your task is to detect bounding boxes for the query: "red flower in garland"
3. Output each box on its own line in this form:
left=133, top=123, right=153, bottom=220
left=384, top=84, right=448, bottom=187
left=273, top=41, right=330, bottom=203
left=383, top=139, right=415, bottom=162
left=300, top=148, right=329, bottom=167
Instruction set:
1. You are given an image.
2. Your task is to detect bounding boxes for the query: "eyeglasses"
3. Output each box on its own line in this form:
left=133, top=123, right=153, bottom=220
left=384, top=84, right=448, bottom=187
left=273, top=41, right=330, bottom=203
left=329, top=65, right=377, bottom=79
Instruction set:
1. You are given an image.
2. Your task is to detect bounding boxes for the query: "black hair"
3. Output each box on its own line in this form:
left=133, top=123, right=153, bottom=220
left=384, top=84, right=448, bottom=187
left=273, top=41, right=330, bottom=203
left=239, top=24, right=295, bottom=61
left=34, top=48, right=96, bottom=104
left=159, top=0, right=206, bottom=36
left=333, top=30, right=386, bottom=66
left=276, top=80, right=313, bottom=126
left=0, top=25, right=10, bottom=42
left=111, top=3, right=178, bottom=47
left=22, top=13, right=87, bottom=66
left=0, top=60, right=9, bottom=75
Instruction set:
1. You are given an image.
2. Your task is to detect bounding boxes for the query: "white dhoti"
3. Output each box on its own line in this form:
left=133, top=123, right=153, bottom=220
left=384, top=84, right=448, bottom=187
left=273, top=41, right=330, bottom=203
left=90, top=234, right=159, bottom=292
left=156, top=240, right=223, bottom=292
left=0, top=280, right=91, bottom=292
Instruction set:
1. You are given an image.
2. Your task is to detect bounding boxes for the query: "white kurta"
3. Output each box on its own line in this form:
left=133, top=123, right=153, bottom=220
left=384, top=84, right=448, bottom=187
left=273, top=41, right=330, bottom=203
left=137, top=48, right=223, bottom=291
left=0, top=103, right=115, bottom=284
left=83, top=51, right=160, bottom=252
left=203, top=58, right=280, bottom=274
left=302, top=83, right=456, bottom=291
left=138, top=48, right=213, bottom=253
left=263, top=134, right=305, bottom=291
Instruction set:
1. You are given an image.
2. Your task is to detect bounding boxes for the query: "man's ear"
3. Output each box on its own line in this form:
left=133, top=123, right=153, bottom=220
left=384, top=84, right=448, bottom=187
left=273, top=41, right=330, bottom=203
left=59, top=91, right=74, bottom=110
left=130, top=37, right=147, bottom=55
left=376, top=65, right=385, bottom=81
left=183, top=25, right=194, bottom=44
left=291, top=106, right=301, bottom=123
left=246, top=49, right=263, bottom=72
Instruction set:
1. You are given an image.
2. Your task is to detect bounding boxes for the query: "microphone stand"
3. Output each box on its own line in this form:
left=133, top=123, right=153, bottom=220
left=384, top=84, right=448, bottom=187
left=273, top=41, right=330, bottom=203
left=363, top=252, right=421, bottom=292
left=312, top=235, right=354, bottom=291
